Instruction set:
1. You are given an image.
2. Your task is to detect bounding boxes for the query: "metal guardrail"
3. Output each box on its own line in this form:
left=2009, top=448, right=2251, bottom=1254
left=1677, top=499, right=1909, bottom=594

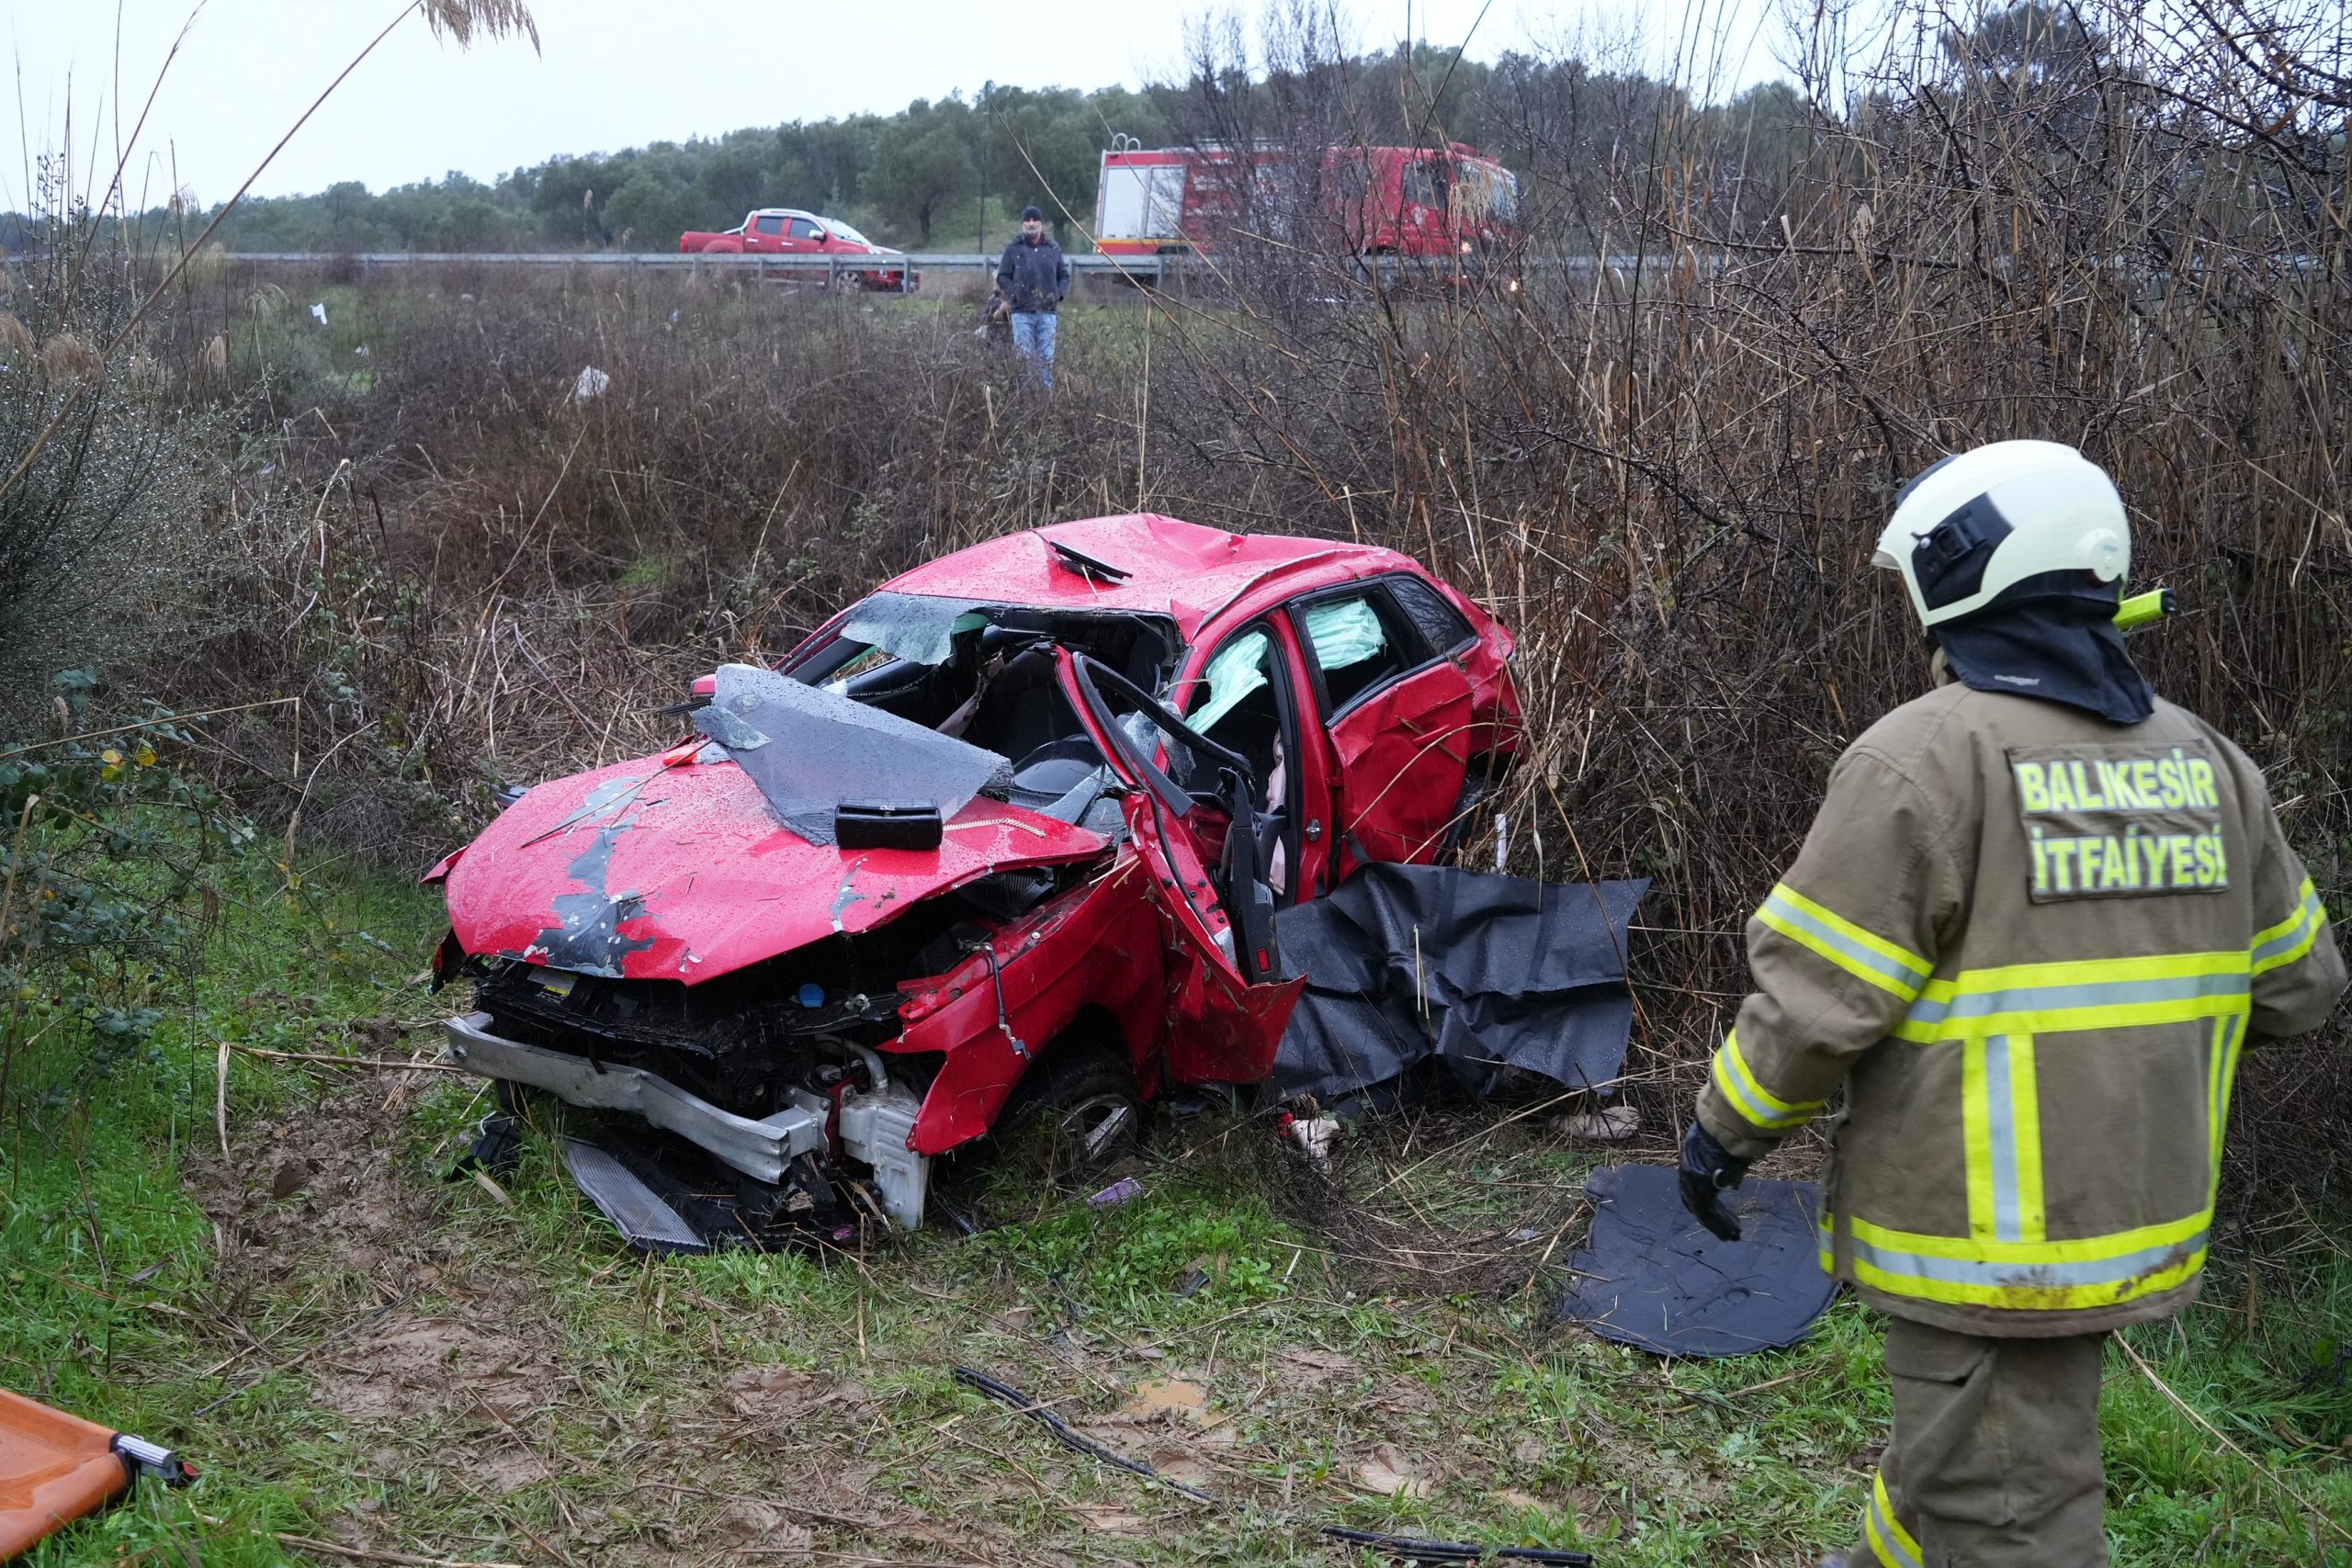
left=224, top=251, right=1669, bottom=270
left=220, top=251, right=1178, bottom=290
left=218, top=249, right=1753, bottom=302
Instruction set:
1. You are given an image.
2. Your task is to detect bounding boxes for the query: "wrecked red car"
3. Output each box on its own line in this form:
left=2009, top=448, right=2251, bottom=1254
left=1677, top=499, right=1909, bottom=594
left=430, top=513, right=1520, bottom=1249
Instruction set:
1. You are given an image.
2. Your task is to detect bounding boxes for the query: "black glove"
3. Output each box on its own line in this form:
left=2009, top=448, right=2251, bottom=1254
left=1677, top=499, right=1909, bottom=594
left=1679, top=1118, right=1749, bottom=1242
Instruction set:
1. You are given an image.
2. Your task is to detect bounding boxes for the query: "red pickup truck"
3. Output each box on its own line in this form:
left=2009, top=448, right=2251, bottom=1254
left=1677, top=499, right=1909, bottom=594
left=678, top=208, right=913, bottom=291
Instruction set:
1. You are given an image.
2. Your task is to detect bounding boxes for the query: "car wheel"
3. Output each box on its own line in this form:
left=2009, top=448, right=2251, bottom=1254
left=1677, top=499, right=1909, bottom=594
left=996, top=1043, right=1143, bottom=1187
left=493, top=1077, right=542, bottom=1120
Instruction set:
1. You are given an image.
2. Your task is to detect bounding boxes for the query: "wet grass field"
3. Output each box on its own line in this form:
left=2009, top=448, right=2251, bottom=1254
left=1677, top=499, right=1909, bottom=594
left=5, top=867, right=2348, bottom=1567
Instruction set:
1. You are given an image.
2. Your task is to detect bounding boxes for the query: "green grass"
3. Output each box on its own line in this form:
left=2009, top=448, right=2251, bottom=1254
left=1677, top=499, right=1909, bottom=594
left=4, top=862, right=2348, bottom=1565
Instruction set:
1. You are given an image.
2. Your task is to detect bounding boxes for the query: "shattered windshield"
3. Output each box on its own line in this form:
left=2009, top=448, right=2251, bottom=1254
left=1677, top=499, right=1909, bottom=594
left=838, top=592, right=992, bottom=669
left=786, top=596, right=1177, bottom=741
left=745, top=598, right=1181, bottom=837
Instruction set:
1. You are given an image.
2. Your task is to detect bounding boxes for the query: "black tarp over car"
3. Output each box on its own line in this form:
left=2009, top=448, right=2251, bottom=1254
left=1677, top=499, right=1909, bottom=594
left=1269, top=864, right=1646, bottom=1104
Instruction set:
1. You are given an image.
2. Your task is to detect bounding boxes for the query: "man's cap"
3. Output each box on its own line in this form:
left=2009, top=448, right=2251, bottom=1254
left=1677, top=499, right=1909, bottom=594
left=1021, top=205, right=1045, bottom=221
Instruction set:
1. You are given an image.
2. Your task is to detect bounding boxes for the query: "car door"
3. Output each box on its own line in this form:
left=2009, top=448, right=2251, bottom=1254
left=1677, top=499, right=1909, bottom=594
left=1055, top=649, right=1302, bottom=1085
left=746, top=213, right=786, bottom=252
left=1293, top=580, right=1476, bottom=873
left=786, top=217, right=827, bottom=252
left=1171, top=619, right=1308, bottom=905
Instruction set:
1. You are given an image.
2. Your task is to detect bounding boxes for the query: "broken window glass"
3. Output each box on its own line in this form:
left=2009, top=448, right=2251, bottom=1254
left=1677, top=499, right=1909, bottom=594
left=838, top=592, right=992, bottom=668
left=1385, top=576, right=1475, bottom=654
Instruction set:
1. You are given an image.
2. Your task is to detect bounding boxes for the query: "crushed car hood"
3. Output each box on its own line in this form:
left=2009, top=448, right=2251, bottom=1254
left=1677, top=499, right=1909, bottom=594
left=443, top=749, right=1109, bottom=985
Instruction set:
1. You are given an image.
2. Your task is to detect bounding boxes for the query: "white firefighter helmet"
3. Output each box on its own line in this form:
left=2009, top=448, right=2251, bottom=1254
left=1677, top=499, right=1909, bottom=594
left=1873, top=440, right=2129, bottom=627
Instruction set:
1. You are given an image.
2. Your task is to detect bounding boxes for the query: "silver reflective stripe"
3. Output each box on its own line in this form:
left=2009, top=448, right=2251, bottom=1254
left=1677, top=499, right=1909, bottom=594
left=1866, top=1478, right=1923, bottom=1568
left=1905, top=969, right=2246, bottom=1029
left=1712, top=1046, right=1811, bottom=1130
left=1848, top=1227, right=2208, bottom=1290
left=1761, top=888, right=1925, bottom=992
left=1984, top=1035, right=2025, bottom=1244
left=2252, top=889, right=2324, bottom=967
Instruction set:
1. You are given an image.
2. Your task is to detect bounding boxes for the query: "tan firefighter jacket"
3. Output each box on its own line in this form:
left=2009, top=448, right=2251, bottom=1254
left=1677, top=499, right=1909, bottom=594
left=1697, top=679, right=2345, bottom=1337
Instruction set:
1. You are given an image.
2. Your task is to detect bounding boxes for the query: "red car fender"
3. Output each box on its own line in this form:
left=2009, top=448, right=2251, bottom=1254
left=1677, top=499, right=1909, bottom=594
left=1434, top=579, right=1521, bottom=761
left=896, top=856, right=1167, bottom=1156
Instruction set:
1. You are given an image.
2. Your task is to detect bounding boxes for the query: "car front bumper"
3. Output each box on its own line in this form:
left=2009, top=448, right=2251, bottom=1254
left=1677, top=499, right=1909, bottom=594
left=440, top=1011, right=826, bottom=1184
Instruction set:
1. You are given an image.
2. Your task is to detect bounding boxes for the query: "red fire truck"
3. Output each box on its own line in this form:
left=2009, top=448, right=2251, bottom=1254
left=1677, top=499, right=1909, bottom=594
left=1093, top=141, right=1520, bottom=259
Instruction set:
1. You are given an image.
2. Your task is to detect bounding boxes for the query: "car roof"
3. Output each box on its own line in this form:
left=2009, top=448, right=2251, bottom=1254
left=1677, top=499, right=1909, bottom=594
left=875, top=513, right=1424, bottom=645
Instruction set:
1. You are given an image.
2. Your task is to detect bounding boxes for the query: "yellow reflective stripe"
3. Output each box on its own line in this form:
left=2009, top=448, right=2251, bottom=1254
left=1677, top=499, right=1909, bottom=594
left=1848, top=1208, right=2206, bottom=1266
left=2251, top=879, right=2325, bottom=976
left=1757, top=883, right=1931, bottom=999
left=2208, top=1012, right=2245, bottom=1185
left=1962, top=1039, right=1996, bottom=1240
left=1894, top=951, right=2250, bottom=1043
left=1963, top=1034, right=2046, bottom=1244
left=1920, top=950, right=2249, bottom=992
left=2252, top=876, right=2319, bottom=950
left=1709, top=1029, right=1823, bottom=1133
left=1839, top=1207, right=2210, bottom=1309
left=1865, top=1472, right=1923, bottom=1568
left=1848, top=1240, right=2206, bottom=1311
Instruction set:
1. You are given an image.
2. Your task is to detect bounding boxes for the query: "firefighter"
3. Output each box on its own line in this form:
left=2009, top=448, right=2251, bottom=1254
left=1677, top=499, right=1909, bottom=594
left=1678, top=440, right=2346, bottom=1567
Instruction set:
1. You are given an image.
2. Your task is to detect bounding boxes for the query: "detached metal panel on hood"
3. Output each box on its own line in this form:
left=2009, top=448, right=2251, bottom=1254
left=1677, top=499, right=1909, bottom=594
left=693, top=661, right=1012, bottom=844
left=442, top=748, right=1107, bottom=986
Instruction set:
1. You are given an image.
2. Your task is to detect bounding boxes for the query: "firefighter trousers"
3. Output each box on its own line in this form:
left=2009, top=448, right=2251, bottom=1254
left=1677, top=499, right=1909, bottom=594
left=1857, top=1317, right=2109, bottom=1567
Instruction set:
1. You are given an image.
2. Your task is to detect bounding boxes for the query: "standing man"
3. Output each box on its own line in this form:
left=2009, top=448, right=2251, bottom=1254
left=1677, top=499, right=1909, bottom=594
left=1679, top=441, right=2344, bottom=1567
left=996, top=205, right=1069, bottom=389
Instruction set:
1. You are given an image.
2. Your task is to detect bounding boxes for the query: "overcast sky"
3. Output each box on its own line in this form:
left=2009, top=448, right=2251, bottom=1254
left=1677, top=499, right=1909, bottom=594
left=0, top=1, right=1785, bottom=211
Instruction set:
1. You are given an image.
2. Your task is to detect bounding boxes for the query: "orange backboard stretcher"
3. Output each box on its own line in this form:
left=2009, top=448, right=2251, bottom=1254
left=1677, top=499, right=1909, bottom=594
left=0, top=1388, right=193, bottom=1560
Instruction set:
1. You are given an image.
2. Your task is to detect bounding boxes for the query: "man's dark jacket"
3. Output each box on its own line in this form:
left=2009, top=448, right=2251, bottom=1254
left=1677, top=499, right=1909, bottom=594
left=996, top=235, right=1070, bottom=313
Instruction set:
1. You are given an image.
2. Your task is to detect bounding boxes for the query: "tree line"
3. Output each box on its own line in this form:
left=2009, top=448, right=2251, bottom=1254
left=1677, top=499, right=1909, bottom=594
left=210, top=82, right=1164, bottom=254
left=173, top=43, right=1810, bottom=255
left=14, top=12, right=2171, bottom=265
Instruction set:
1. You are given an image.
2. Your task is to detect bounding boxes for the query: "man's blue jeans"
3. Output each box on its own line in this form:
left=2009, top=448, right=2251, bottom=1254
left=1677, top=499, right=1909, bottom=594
left=1011, top=310, right=1057, bottom=388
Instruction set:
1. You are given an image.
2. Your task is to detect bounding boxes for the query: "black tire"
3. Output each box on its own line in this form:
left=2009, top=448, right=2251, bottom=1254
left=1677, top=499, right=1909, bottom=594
left=493, top=1077, right=543, bottom=1120
left=994, top=1043, right=1143, bottom=1187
